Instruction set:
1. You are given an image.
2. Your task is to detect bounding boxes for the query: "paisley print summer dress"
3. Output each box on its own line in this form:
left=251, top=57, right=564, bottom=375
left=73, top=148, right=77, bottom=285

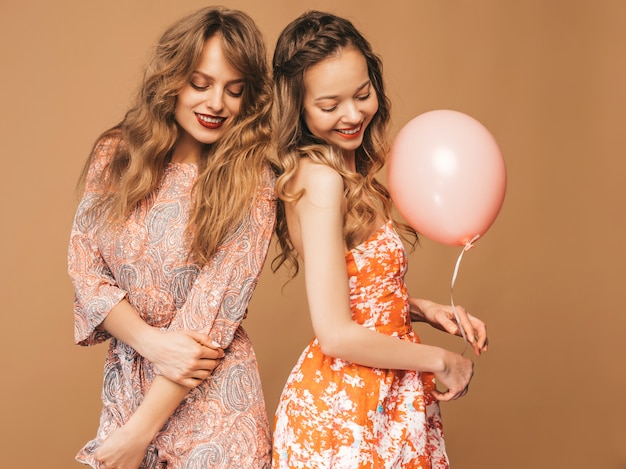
left=272, top=221, right=449, bottom=468
left=68, top=132, right=276, bottom=468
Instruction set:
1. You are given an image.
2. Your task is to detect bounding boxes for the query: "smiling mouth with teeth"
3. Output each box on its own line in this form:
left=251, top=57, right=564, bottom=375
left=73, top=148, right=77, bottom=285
left=336, top=124, right=363, bottom=139
left=196, top=113, right=226, bottom=129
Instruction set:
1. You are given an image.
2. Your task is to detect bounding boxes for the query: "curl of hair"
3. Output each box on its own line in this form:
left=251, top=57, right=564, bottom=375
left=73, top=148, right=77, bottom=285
left=78, top=7, right=273, bottom=266
left=271, top=11, right=416, bottom=277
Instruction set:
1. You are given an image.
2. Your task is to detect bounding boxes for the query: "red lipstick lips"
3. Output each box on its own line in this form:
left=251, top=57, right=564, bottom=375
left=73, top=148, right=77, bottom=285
left=335, top=124, right=362, bottom=139
left=196, top=113, right=225, bottom=129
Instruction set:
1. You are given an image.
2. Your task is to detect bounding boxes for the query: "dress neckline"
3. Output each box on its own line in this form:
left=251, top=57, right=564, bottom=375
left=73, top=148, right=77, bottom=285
left=347, top=220, right=392, bottom=255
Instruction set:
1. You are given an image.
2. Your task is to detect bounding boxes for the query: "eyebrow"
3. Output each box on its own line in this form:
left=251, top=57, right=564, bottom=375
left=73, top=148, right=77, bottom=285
left=313, top=80, right=371, bottom=102
left=191, top=71, right=245, bottom=86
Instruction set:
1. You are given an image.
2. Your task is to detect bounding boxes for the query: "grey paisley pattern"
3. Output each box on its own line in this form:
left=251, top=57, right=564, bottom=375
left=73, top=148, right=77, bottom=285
left=68, top=134, right=276, bottom=468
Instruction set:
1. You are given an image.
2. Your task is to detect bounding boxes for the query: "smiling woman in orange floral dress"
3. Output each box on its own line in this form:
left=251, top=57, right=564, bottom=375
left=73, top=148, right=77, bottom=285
left=270, top=11, right=489, bottom=468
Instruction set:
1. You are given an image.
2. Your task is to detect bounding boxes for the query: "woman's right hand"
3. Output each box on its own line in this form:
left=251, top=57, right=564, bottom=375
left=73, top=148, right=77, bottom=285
left=142, top=330, right=224, bottom=388
left=431, top=350, right=474, bottom=402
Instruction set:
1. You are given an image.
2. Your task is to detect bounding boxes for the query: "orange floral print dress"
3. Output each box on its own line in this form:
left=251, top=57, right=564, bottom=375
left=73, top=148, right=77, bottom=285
left=68, top=133, right=276, bottom=468
left=272, top=221, right=449, bottom=468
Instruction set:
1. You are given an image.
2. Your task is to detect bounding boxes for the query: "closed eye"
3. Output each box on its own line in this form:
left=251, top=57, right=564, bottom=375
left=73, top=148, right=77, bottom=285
left=226, top=87, right=244, bottom=98
left=190, top=82, right=209, bottom=91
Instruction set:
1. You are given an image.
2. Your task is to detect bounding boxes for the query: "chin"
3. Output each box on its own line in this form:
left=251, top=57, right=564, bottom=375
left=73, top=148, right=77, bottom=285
left=336, top=139, right=364, bottom=151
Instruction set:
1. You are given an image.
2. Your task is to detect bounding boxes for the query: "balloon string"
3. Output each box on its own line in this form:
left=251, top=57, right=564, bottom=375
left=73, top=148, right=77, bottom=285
left=450, top=234, right=480, bottom=354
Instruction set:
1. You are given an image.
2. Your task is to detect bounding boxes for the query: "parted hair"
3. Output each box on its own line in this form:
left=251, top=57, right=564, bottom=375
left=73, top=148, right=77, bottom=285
left=271, top=10, right=416, bottom=276
left=79, top=6, right=273, bottom=266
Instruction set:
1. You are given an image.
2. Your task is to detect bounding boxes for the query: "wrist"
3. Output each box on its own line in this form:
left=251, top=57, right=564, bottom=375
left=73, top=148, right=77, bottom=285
left=424, top=346, right=448, bottom=374
left=136, top=326, right=163, bottom=363
left=408, top=298, right=425, bottom=321
left=409, top=309, right=426, bottom=322
left=118, top=415, right=158, bottom=446
left=409, top=297, right=434, bottom=322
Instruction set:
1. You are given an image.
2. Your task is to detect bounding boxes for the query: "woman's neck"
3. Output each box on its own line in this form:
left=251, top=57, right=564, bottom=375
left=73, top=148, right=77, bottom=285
left=342, top=149, right=357, bottom=172
left=171, top=135, right=202, bottom=164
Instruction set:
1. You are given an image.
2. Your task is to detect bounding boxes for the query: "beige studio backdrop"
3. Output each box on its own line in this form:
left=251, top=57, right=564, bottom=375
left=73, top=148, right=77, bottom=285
left=1, top=1, right=624, bottom=467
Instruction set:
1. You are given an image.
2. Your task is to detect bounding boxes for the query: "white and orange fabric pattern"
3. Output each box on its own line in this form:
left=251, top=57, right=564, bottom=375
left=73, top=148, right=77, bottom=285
left=272, top=221, right=449, bottom=468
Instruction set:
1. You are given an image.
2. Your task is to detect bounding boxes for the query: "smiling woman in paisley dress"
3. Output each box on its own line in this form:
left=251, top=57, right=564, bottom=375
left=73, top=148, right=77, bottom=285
left=270, top=11, right=489, bottom=468
left=68, top=7, right=275, bottom=468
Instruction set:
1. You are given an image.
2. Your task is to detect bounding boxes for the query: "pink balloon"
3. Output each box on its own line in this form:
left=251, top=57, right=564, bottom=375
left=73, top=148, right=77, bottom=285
left=387, top=110, right=506, bottom=246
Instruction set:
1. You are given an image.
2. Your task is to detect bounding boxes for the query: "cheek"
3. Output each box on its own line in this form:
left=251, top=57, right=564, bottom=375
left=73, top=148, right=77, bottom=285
left=304, top=110, right=331, bottom=134
left=174, top=92, right=192, bottom=116
left=302, top=110, right=316, bottom=134
left=366, top=97, right=379, bottom=118
left=230, top=98, right=243, bottom=118
left=173, top=100, right=184, bottom=124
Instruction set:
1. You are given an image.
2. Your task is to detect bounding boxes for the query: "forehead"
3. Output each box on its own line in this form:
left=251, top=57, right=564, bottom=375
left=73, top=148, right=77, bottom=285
left=303, top=46, right=369, bottom=98
left=195, top=34, right=242, bottom=79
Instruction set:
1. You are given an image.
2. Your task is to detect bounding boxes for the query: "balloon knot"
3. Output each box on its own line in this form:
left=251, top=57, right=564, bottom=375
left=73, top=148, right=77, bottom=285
left=464, top=234, right=481, bottom=251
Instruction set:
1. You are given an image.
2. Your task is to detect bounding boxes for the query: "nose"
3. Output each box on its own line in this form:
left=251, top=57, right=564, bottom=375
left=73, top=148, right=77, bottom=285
left=205, top=87, right=225, bottom=112
left=343, top=101, right=361, bottom=124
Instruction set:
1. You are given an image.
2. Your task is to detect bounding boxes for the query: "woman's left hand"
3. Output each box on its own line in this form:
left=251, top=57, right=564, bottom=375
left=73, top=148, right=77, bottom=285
left=409, top=298, right=488, bottom=356
left=94, top=426, right=151, bottom=469
left=144, top=330, right=224, bottom=387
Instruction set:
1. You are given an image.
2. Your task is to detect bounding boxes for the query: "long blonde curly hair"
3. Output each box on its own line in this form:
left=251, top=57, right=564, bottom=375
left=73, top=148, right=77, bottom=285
left=271, top=11, right=416, bottom=276
left=79, top=7, right=273, bottom=265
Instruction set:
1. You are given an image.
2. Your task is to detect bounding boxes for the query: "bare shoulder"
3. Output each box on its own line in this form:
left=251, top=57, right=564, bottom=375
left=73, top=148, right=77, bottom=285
left=294, top=158, right=344, bottom=208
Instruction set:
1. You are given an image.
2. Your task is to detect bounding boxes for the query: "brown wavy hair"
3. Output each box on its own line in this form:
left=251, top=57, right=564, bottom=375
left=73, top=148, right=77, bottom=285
left=78, top=7, right=273, bottom=265
left=271, top=10, right=416, bottom=276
